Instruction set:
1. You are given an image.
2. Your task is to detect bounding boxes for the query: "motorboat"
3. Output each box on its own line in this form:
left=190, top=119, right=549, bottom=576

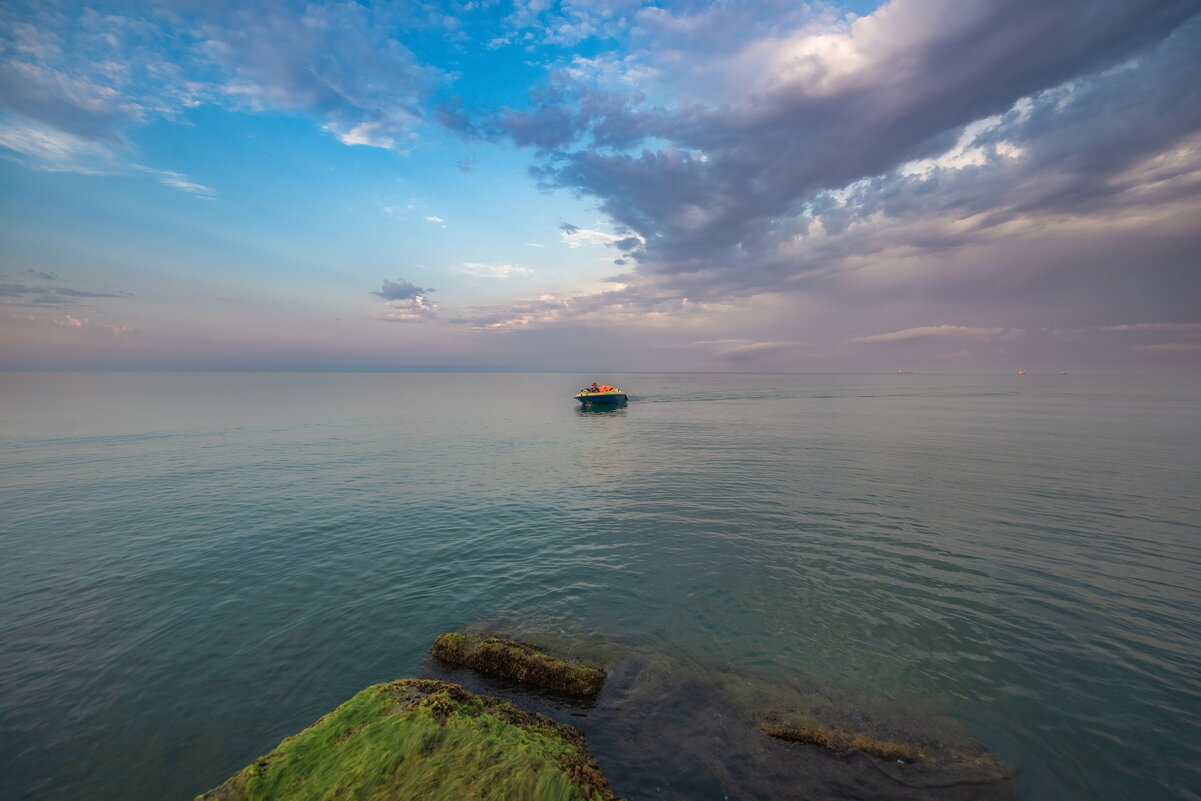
left=574, top=385, right=628, bottom=405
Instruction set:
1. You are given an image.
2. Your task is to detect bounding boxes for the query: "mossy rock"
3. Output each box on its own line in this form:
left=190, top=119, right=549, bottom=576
left=759, top=713, right=926, bottom=762
left=432, top=632, right=606, bottom=697
left=198, top=679, right=619, bottom=801
left=760, top=712, right=1011, bottom=781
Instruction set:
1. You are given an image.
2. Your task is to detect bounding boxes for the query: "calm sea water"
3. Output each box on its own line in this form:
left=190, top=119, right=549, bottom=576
left=1, top=372, right=1198, bottom=801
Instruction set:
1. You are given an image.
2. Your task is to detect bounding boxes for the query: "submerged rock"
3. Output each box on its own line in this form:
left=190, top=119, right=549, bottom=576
left=197, top=678, right=619, bottom=801
left=759, top=713, right=927, bottom=762
left=760, top=711, right=1013, bottom=787
left=432, top=632, right=607, bottom=697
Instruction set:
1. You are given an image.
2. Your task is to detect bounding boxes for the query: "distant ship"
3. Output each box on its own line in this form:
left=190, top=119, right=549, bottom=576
left=1017, top=371, right=1028, bottom=375
left=896, top=370, right=913, bottom=374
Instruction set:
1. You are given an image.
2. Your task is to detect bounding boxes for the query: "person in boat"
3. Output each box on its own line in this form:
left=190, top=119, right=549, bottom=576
left=590, top=382, right=600, bottom=392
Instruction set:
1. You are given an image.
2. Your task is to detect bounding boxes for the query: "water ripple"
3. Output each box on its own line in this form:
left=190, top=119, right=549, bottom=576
left=1, top=372, right=1199, bottom=801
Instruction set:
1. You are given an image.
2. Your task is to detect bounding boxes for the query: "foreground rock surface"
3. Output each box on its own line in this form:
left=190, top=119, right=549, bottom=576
left=197, top=678, right=618, bottom=801
left=432, top=632, right=607, bottom=697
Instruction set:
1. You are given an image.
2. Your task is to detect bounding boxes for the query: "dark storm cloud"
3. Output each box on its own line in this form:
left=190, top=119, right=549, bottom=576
left=371, top=278, right=434, bottom=301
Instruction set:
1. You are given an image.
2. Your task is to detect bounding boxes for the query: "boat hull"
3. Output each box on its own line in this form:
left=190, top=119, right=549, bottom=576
left=575, top=392, right=628, bottom=405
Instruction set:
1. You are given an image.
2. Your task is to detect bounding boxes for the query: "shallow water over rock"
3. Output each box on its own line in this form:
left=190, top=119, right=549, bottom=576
left=423, top=626, right=1019, bottom=801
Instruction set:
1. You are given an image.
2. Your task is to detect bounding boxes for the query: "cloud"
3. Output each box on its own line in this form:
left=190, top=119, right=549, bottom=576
left=556, top=220, right=643, bottom=251
left=0, top=116, right=122, bottom=174
left=457, top=262, right=534, bottom=279
left=424, top=215, right=445, bottom=223
left=21, top=269, right=58, bottom=281
left=451, top=280, right=715, bottom=331
left=9, top=313, right=133, bottom=335
left=1096, top=322, right=1201, bottom=333
left=194, top=2, right=439, bottom=148
left=0, top=2, right=443, bottom=181
left=706, top=340, right=809, bottom=362
left=1, top=281, right=128, bottom=306
left=377, top=295, right=437, bottom=322
left=371, top=278, right=434, bottom=301
left=0, top=56, right=144, bottom=145
left=502, top=0, right=645, bottom=48
left=560, top=226, right=623, bottom=248
left=454, top=0, right=1201, bottom=341
left=0, top=6, right=199, bottom=173
left=452, top=286, right=624, bottom=329
left=845, top=325, right=1019, bottom=345
left=371, top=277, right=436, bottom=322
left=0, top=116, right=215, bottom=193
left=1097, top=321, right=1201, bottom=357
left=329, top=121, right=399, bottom=149
left=1130, top=342, right=1201, bottom=355
left=141, top=168, right=216, bottom=198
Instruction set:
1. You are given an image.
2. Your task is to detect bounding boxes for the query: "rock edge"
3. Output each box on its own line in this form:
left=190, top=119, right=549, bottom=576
left=432, top=632, right=607, bottom=697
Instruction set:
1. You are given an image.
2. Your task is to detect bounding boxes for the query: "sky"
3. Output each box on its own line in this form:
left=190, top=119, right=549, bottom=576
left=1, top=0, right=1199, bottom=372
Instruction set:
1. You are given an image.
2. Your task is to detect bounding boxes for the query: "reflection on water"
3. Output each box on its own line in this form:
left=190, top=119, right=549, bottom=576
left=575, top=403, right=628, bottom=415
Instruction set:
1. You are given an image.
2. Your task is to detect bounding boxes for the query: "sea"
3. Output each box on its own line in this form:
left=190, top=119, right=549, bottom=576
left=1, top=372, right=1198, bottom=801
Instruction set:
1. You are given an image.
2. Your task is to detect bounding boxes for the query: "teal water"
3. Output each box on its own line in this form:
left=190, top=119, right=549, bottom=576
left=1, top=372, right=1198, bottom=800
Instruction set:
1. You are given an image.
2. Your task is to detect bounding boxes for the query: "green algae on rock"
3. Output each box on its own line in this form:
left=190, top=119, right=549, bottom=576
left=197, top=679, right=618, bottom=801
left=759, top=713, right=927, bottom=762
left=432, top=632, right=607, bottom=697
left=760, top=711, right=1013, bottom=784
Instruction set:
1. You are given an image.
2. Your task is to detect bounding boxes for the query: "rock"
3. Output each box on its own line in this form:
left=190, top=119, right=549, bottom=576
left=760, top=711, right=1013, bottom=785
left=432, top=632, right=607, bottom=697
left=197, top=679, right=619, bottom=801
left=759, top=714, right=927, bottom=762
